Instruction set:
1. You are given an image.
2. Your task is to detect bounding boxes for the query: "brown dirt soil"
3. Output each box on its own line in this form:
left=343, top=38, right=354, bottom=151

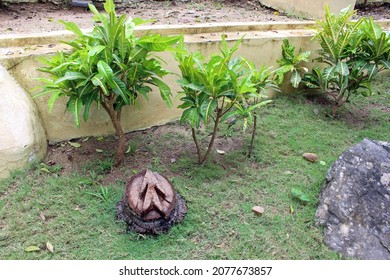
left=44, top=121, right=245, bottom=185
left=355, top=2, right=390, bottom=20
left=0, top=0, right=293, bottom=34
left=341, top=101, right=390, bottom=129
left=1, top=1, right=389, bottom=34
left=294, top=92, right=390, bottom=129
left=45, top=123, right=187, bottom=183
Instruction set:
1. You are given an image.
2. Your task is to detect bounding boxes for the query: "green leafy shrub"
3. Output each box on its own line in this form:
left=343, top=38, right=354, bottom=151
left=174, top=37, right=274, bottom=164
left=242, top=63, right=277, bottom=157
left=302, top=6, right=390, bottom=115
left=35, top=0, right=180, bottom=166
left=274, top=39, right=311, bottom=88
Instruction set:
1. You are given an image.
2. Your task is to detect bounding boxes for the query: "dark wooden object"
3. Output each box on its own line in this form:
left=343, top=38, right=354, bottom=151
left=117, top=169, right=187, bottom=234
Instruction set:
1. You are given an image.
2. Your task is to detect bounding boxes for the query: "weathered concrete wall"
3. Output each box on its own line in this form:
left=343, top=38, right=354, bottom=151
left=0, top=64, right=47, bottom=178
left=3, top=52, right=184, bottom=141
left=0, top=22, right=319, bottom=143
left=260, top=0, right=357, bottom=19
left=0, top=21, right=389, bottom=178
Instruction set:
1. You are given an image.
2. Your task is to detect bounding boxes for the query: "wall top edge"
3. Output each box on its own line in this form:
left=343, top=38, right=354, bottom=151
left=0, top=20, right=389, bottom=48
left=0, top=21, right=316, bottom=47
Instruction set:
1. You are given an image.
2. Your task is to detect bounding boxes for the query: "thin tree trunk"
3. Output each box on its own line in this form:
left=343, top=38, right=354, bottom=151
left=113, top=117, right=126, bottom=167
left=248, top=112, right=257, bottom=158
left=332, top=91, right=347, bottom=117
left=191, top=128, right=202, bottom=164
left=102, top=100, right=126, bottom=167
left=332, top=103, right=338, bottom=117
left=201, top=108, right=223, bottom=164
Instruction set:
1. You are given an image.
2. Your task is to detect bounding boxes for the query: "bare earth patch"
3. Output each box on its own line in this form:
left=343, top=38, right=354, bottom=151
left=0, top=0, right=293, bottom=34
left=355, top=2, right=390, bottom=20
left=1, top=1, right=389, bottom=34
left=44, top=121, right=246, bottom=185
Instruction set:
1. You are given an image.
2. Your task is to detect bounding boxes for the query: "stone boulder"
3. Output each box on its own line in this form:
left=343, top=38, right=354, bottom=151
left=316, top=139, right=390, bottom=259
left=0, top=65, right=47, bottom=178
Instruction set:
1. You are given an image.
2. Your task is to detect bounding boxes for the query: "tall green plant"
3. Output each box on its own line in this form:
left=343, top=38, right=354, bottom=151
left=302, top=6, right=390, bottom=115
left=239, top=62, right=277, bottom=157
left=274, top=39, right=310, bottom=88
left=175, top=37, right=273, bottom=164
left=35, top=0, right=180, bottom=166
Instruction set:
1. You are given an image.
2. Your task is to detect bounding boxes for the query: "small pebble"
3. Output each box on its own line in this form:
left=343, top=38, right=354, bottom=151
left=252, top=206, right=264, bottom=216
left=303, top=153, right=318, bottom=163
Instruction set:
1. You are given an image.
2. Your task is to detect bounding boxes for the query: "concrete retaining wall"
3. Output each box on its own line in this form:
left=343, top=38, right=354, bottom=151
left=0, top=22, right=321, bottom=142
left=0, top=21, right=389, bottom=178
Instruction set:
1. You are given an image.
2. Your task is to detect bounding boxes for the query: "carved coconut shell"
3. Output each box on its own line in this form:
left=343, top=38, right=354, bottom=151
left=116, top=169, right=187, bottom=234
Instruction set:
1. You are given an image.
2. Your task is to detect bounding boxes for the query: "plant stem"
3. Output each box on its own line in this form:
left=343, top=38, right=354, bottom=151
left=332, top=91, right=347, bottom=117
left=191, top=128, right=202, bottom=164
left=114, top=111, right=126, bottom=167
left=102, top=97, right=126, bottom=167
left=248, top=112, right=257, bottom=158
left=201, top=107, right=223, bottom=164
left=332, top=103, right=339, bottom=117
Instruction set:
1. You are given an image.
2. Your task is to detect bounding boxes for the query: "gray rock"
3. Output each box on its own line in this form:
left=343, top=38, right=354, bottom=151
left=316, top=139, right=390, bottom=260
left=0, top=65, right=47, bottom=179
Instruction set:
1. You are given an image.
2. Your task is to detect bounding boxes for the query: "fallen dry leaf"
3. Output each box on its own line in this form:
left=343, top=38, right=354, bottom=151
left=39, top=213, right=46, bottom=222
left=68, top=141, right=81, bottom=148
left=46, top=242, right=54, bottom=254
left=25, top=246, right=40, bottom=252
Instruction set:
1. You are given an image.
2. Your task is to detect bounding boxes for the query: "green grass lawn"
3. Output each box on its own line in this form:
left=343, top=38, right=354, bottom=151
left=1, top=77, right=389, bottom=260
